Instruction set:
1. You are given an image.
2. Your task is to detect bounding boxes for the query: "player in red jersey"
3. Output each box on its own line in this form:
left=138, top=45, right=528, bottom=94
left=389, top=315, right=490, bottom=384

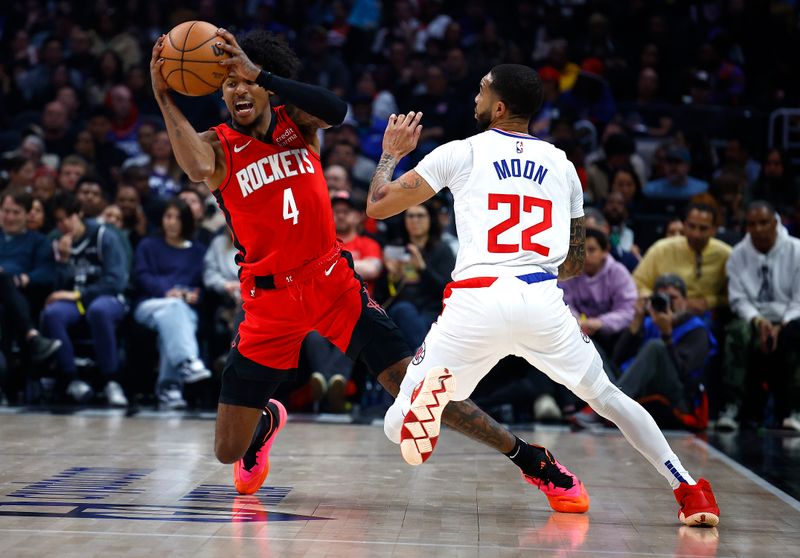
left=150, top=29, right=590, bottom=511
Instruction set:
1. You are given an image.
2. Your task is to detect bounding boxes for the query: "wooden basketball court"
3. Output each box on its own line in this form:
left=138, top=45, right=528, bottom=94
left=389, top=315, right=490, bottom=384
left=1, top=410, right=798, bottom=557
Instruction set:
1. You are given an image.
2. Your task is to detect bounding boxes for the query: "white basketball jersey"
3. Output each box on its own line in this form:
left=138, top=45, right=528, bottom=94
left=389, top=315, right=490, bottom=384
left=415, top=128, right=584, bottom=281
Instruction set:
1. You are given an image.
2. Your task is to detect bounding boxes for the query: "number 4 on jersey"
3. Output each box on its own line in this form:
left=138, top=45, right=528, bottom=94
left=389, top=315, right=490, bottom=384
left=487, top=193, right=552, bottom=255
left=283, top=187, right=299, bottom=225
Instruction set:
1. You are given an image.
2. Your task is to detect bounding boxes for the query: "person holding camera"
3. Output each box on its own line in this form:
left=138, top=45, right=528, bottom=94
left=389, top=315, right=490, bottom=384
left=132, top=198, right=210, bottom=410
left=608, top=273, right=715, bottom=423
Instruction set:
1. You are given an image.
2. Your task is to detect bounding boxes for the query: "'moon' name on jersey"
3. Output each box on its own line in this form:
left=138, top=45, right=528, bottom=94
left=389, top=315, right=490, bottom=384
left=211, top=105, right=335, bottom=279
left=415, top=128, right=584, bottom=281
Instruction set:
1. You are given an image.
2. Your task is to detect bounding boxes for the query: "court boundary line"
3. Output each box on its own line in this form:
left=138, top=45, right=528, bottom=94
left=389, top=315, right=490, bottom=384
left=0, top=527, right=735, bottom=557
left=691, top=437, right=800, bottom=512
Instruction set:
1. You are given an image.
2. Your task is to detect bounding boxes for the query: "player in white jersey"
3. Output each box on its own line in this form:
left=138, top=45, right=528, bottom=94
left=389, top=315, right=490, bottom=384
left=367, top=64, right=720, bottom=527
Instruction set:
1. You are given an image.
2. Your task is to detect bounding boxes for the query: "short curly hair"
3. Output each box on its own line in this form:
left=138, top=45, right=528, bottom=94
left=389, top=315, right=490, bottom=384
left=239, top=31, right=301, bottom=79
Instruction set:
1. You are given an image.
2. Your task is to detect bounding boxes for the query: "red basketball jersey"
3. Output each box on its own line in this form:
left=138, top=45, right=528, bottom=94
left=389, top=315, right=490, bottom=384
left=211, top=106, right=335, bottom=279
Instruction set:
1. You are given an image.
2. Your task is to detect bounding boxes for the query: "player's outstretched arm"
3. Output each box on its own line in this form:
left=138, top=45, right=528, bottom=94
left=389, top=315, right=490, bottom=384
left=150, top=36, right=216, bottom=183
left=558, top=216, right=586, bottom=280
left=367, top=112, right=436, bottom=219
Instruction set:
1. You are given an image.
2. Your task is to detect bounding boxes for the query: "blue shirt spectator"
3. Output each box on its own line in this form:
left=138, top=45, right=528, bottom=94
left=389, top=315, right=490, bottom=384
left=644, top=146, right=709, bottom=200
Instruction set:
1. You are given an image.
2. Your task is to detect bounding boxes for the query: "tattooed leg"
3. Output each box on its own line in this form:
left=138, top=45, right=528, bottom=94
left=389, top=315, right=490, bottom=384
left=377, top=359, right=516, bottom=453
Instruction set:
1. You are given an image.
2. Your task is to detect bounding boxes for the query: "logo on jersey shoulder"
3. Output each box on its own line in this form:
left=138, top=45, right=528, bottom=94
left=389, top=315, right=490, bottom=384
left=412, top=342, right=426, bottom=365
left=516, top=141, right=523, bottom=153
left=275, top=127, right=298, bottom=146
left=235, top=148, right=315, bottom=198
left=233, top=140, right=252, bottom=153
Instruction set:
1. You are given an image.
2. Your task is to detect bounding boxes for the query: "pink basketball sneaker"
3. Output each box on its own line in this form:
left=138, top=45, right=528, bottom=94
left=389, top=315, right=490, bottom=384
left=233, top=399, right=287, bottom=495
left=521, top=446, right=590, bottom=513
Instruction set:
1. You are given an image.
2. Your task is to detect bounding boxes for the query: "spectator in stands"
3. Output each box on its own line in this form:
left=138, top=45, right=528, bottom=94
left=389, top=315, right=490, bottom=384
left=132, top=199, right=209, bottom=410
left=609, top=166, right=642, bottom=213
left=598, top=274, right=715, bottom=428
left=585, top=133, right=635, bottom=204
left=324, top=164, right=353, bottom=194
left=385, top=202, right=455, bottom=350
left=121, top=121, right=158, bottom=170
left=332, top=191, right=383, bottom=292
left=603, top=191, right=636, bottom=255
left=665, top=216, right=685, bottom=238
left=202, top=229, right=241, bottom=361
left=179, top=188, right=217, bottom=246
left=86, top=49, right=124, bottom=108
left=720, top=201, right=800, bottom=431
left=622, top=68, right=674, bottom=138
left=27, top=198, right=47, bottom=233
left=85, top=106, right=128, bottom=186
left=107, top=85, right=141, bottom=157
left=40, top=101, right=75, bottom=160
left=560, top=228, right=637, bottom=357
left=41, top=192, right=128, bottom=406
left=2, top=155, right=36, bottom=190
left=585, top=207, right=639, bottom=272
left=75, top=177, right=108, bottom=219
left=644, top=146, right=709, bottom=199
left=0, top=189, right=61, bottom=365
left=56, top=155, right=89, bottom=193
left=709, top=172, right=746, bottom=245
left=750, top=149, right=800, bottom=217
left=324, top=139, right=374, bottom=191
left=114, top=183, right=149, bottom=249
left=633, top=203, right=731, bottom=315
left=18, top=134, right=48, bottom=171
left=716, top=137, right=760, bottom=186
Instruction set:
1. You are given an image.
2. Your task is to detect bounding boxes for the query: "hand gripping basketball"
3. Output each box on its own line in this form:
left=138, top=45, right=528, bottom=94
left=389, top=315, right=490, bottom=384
left=214, top=28, right=262, bottom=83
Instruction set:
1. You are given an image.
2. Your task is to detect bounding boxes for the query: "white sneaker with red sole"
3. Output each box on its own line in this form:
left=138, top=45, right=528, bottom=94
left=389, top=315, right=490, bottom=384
left=400, top=367, right=456, bottom=465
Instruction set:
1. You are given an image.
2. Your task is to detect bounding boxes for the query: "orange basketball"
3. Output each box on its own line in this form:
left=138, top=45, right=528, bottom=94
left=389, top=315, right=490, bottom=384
left=160, top=21, right=230, bottom=96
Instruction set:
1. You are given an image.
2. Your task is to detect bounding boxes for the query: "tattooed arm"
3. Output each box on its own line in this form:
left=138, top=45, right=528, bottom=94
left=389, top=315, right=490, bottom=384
left=558, top=216, right=586, bottom=280
left=150, top=36, right=221, bottom=186
left=366, top=111, right=437, bottom=219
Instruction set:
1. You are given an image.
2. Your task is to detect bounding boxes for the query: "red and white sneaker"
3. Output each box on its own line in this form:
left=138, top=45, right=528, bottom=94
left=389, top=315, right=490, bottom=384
left=674, top=478, right=720, bottom=526
left=233, top=399, right=287, bottom=495
left=521, top=447, right=590, bottom=513
left=400, top=367, right=456, bottom=465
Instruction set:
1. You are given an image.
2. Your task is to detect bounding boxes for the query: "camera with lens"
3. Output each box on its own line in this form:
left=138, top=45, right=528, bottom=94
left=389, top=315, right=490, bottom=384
left=649, top=292, right=671, bottom=313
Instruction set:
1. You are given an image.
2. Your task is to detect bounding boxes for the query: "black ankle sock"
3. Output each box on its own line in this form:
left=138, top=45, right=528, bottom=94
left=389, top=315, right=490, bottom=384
left=506, top=436, right=574, bottom=489
left=242, top=404, right=278, bottom=470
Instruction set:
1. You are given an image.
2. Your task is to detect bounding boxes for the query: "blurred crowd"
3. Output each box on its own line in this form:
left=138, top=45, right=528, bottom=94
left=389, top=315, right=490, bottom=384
left=1, top=0, right=799, bottom=431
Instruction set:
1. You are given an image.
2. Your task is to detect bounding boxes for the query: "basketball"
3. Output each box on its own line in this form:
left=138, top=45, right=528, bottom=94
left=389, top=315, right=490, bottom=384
left=160, top=20, right=230, bottom=96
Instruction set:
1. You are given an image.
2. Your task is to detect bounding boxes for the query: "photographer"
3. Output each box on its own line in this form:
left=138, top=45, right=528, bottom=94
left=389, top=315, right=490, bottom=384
left=610, top=273, right=715, bottom=420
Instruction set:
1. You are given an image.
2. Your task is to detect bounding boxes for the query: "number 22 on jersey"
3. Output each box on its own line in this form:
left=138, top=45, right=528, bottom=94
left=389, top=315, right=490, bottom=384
left=487, top=193, right=552, bottom=255
left=283, top=187, right=299, bottom=225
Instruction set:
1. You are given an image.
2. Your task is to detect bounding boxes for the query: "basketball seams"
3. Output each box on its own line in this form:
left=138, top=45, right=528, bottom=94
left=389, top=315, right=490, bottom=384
left=180, top=21, right=199, bottom=96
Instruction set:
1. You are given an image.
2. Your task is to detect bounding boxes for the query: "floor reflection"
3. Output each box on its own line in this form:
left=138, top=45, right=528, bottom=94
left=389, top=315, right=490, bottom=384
left=674, top=525, right=719, bottom=557
left=519, top=513, right=590, bottom=555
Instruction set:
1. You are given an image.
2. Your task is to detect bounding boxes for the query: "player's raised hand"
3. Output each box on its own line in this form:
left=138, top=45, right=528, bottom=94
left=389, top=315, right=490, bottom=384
left=215, top=28, right=260, bottom=82
left=382, top=111, right=423, bottom=159
left=150, top=35, right=169, bottom=96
